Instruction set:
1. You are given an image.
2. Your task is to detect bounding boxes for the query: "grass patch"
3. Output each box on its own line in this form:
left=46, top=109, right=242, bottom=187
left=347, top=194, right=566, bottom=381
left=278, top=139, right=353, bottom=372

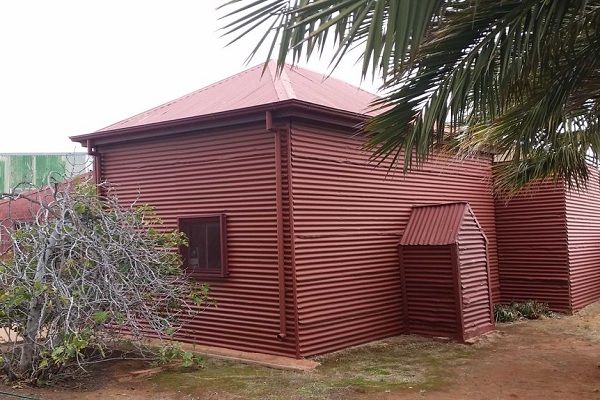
left=151, top=335, right=479, bottom=399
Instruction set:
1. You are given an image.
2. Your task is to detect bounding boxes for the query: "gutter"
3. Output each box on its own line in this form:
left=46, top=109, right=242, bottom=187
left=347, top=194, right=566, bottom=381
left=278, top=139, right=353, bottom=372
left=70, top=100, right=370, bottom=147
left=267, top=110, right=287, bottom=341
left=86, top=140, right=102, bottom=186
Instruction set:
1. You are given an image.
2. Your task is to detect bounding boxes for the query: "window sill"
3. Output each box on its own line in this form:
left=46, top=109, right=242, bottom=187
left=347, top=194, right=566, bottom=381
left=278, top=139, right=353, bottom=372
left=185, top=270, right=229, bottom=280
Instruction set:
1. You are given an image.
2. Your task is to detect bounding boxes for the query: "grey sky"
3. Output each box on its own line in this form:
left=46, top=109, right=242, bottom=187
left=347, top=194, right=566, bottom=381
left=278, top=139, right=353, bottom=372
left=0, top=1, right=380, bottom=153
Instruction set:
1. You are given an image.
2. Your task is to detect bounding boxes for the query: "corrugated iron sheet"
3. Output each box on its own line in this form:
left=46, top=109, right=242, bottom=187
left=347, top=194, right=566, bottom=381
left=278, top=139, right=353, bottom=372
left=0, top=173, right=93, bottom=253
left=400, top=202, right=468, bottom=246
left=98, top=124, right=297, bottom=357
left=399, top=204, right=493, bottom=342
left=566, top=168, right=600, bottom=311
left=495, top=181, right=571, bottom=312
left=401, top=246, right=459, bottom=339
left=290, top=124, right=498, bottom=356
left=458, top=207, right=494, bottom=340
left=99, top=61, right=379, bottom=132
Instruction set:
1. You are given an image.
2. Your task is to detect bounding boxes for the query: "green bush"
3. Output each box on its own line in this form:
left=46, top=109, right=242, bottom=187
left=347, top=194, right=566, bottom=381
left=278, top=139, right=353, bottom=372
left=493, top=300, right=552, bottom=323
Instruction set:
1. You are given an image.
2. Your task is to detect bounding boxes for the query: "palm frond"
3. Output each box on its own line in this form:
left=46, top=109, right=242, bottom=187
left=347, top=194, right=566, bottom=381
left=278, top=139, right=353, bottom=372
left=220, top=0, right=445, bottom=79
left=365, top=0, right=600, bottom=189
left=220, top=0, right=600, bottom=190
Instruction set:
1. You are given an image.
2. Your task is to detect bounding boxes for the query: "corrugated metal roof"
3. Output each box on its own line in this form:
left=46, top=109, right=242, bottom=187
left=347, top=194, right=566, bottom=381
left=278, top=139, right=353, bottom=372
left=400, top=202, right=470, bottom=246
left=98, top=61, right=380, bottom=132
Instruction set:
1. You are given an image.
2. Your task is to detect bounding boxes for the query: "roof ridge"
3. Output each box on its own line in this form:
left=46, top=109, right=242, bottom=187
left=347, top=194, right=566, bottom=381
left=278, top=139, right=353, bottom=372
left=268, top=61, right=297, bottom=101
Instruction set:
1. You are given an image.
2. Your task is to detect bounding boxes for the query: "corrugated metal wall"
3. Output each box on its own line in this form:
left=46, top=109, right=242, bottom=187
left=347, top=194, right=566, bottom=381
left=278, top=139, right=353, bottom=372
left=289, top=122, right=498, bottom=357
left=0, top=193, right=42, bottom=254
left=458, top=210, right=494, bottom=340
left=401, top=246, right=458, bottom=339
left=566, top=168, right=600, bottom=311
left=99, top=125, right=297, bottom=357
left=494, top=182, right=571, bottom=312
left=0, top=183, right=76, bottom=253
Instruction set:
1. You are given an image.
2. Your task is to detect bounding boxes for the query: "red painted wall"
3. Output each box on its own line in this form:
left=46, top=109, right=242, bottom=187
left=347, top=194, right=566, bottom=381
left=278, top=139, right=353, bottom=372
left=401, top=245, right=457, bottom=338
left=289, top=122, right=498, bottom=356
left=495, top=181, right=571, bottom=312
left=566, top=169, right=600, bottom=311
left=0, top=187, right=56, bottom=254
left=458, top=209, right=494, bottom=340
left=92, top=116, right=498, bottom=358
left=98, top=124, right=298, bottom=357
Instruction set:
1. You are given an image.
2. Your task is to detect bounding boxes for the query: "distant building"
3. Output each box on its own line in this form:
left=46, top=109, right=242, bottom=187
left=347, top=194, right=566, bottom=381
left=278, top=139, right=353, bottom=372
left=0, top=153, right=92, bottom=194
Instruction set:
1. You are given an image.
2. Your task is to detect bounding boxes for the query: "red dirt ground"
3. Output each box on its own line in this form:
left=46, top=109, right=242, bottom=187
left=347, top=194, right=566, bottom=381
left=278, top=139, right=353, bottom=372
left=3, top=301, right=600, bottom=400
left=359, top=303, right=600, bottom=400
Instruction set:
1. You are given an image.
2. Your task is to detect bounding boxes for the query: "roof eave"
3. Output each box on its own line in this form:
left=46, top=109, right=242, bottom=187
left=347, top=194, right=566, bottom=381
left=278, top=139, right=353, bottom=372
left=70, top=99, right=371, bottom=147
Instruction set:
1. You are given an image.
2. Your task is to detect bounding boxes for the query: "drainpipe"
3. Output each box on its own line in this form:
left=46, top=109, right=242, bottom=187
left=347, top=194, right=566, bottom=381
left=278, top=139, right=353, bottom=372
left=267, top=111, right=287, bottom=341
left=86, top=140, right=101, bottom=185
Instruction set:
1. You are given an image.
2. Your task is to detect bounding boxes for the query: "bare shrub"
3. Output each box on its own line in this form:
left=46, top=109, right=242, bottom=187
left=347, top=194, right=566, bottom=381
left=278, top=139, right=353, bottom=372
left=0, top=179, right=210, bottom=382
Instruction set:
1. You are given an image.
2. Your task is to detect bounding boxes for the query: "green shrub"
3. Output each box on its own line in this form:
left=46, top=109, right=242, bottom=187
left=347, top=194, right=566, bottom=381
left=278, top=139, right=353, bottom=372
left=518, top=300, right=551, bottom=319
left=493, top=304, right=519, bottom=323
left=493, top=300, right=552, bottom=323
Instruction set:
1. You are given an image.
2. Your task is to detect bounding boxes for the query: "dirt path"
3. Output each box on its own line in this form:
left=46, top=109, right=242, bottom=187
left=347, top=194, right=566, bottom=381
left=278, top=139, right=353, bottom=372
left=4, top=303, right=600, bottom=400
left=358, top=304, right=600, bottom=400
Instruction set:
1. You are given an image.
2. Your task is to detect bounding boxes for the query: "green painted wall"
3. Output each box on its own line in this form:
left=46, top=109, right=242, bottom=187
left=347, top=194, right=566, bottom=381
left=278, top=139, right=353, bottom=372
left=34, top=155, right=67, bottom=186
left=0, top=154, right=91, bottom=193
left=0, top=160, right=5, bottom=194
left=10, top=155, right=34, bottom=191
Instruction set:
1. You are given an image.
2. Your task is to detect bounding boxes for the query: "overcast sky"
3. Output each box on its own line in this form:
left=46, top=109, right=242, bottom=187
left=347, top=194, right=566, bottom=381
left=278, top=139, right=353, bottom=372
left=0, top=1, right=380, bottom=154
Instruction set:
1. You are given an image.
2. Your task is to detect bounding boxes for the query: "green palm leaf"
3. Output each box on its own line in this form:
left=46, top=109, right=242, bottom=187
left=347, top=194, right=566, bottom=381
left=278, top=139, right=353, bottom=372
left=220, top=0, right=600, bottom=190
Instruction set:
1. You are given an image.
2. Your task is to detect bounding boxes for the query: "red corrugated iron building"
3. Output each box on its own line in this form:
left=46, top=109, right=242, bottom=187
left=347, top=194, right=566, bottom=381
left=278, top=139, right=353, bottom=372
left=495, top=169, right=600, bottom=313
left=69, top=62, right=499, bottom=358
left=63, top=63, right=600, bottom=357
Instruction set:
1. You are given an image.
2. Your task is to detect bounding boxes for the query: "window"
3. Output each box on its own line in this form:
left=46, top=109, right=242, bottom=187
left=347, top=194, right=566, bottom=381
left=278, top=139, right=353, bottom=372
left=178, top=214, right=228, bottom=278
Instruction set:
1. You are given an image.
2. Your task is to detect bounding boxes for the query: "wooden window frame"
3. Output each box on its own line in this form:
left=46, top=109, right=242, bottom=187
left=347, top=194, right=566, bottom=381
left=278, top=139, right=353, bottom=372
left=178, top=214, right=228, bottom=279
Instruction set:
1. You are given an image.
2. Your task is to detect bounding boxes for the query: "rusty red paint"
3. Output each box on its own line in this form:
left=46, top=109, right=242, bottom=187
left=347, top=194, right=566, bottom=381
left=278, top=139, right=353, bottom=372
left=92, top=116, right=498, bottom=357
left=401, top=202, right=469, bottom=245
left=97, top=125, right=298, bottom=357
left=458, top=207, right=495, bottom=340
left=402, top=246, right=459, bottom=338
left=273, top=126, right=286, bottom=340
left=495, top=171, right=600, bottom=313
left=565, top=169, right=600, bottom=311
left=0, top=173, right=93, bottom=253
left=451, top=244, right=465, bottom=341
left=398, top=203, right=494, bottom=342
left=495, top=180, right=571, bottom=312
left=67, top=63, right=501, bottom=358
left=285, top=125, right=301, bottom=358
left=290, top=124, right=497, bottom=355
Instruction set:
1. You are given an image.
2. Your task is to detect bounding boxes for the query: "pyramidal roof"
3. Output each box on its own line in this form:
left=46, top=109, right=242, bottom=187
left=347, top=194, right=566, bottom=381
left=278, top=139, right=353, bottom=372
left=98, top=61, right=380, bottom=132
